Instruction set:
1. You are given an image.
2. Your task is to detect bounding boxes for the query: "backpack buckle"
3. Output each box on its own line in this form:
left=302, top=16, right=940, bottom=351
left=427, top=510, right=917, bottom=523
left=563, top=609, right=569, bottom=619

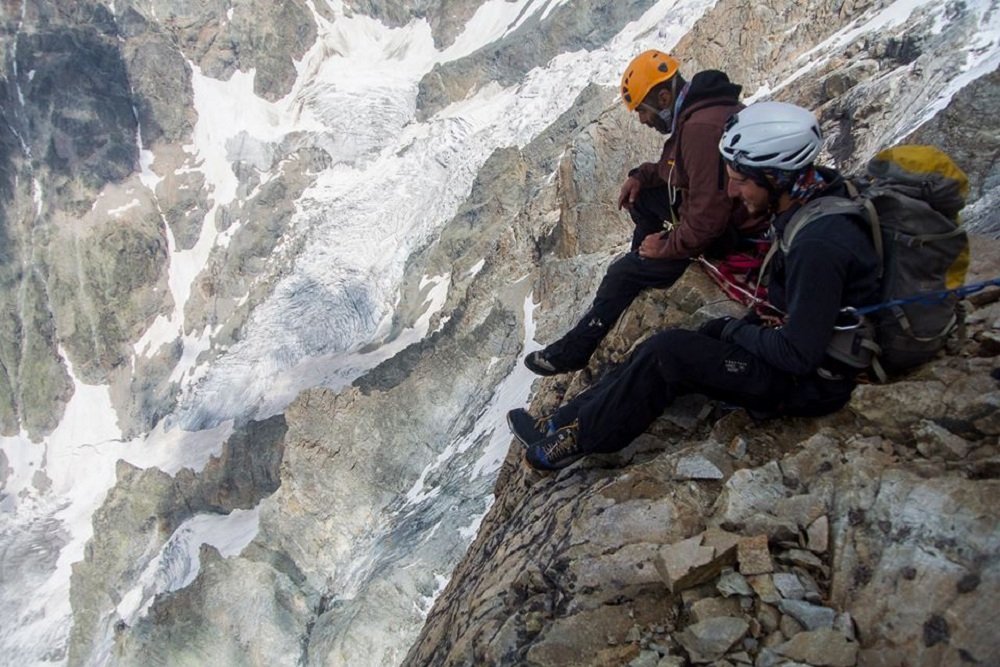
left=833, top=307, right=864, bottom=331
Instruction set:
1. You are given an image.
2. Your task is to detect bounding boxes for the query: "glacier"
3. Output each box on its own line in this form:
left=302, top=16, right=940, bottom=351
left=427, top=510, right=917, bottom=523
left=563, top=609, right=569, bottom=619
left=0, top=0, right=998, bottom=664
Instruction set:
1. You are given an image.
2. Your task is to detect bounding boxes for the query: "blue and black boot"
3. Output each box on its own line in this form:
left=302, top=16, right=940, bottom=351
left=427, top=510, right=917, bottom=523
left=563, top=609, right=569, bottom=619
left=525, top=422, right=585, bottom=471
left=506, top=408, right=553, bottom=447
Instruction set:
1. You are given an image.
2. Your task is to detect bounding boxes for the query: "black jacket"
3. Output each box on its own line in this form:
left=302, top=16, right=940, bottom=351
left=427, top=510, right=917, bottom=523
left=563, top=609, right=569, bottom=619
left=728, top=169, right=882, bottom=376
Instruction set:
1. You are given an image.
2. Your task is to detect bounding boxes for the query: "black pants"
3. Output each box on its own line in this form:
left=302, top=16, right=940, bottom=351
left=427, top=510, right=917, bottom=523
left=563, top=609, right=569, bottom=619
left=541, top=187, right=735, bottom=368
left=550, top=329, right=855, bottom=454
left=627, top=185, right=678, bottom=251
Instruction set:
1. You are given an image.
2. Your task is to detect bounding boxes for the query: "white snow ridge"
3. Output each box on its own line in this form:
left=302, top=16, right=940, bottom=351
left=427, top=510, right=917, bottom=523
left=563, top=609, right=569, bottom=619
left=1, top=0, right=997, bottom=665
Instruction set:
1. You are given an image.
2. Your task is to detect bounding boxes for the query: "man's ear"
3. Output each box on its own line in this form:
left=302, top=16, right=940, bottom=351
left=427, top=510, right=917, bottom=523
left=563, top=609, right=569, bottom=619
left=655, top=85, right=674, bottom=109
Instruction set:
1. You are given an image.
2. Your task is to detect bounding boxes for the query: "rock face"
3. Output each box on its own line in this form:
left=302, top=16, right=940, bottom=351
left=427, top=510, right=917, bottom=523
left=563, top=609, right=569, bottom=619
left=415, top=0, right=659, bottom=120
left=0, top=1, right=149, bottom=437
left=113, top=543, right=315, bottom=666
left=120, top=0, right=316, bottom=102
left=403, top=247, right=1000, bottom=666
left=0, top=0, right=323, bottom=439
left=67, top=415, right=287, bottom=665
left=909, top=68, right=1000, bottom=234
left=341, top=0, right=488, bottom=49
left=1, top=0, right=997, bottom=665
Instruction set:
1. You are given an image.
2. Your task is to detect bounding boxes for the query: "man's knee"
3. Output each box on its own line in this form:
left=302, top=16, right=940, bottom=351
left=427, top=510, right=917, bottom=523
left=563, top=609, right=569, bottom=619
left=642, top=329, right=703, bottom=357
left=630, top=187, right=672, bottom=223
left=605, top=251, right=688, bottom=284
left=605, top=252, right=642, bottom=280
left=595, top=254, right=646, bottom=302
left=636, top=329, right=721, bottom=379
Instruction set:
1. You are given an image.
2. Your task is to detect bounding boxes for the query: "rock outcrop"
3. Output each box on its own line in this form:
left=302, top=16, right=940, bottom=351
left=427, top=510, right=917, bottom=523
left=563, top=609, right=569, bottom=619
left=403, top=240, right=1000, bottom=667
left=342, top=0, right=487, bottom=49
left=1, top=0, right=996, bottom=665
left=119, top=0, right=316, bottom=102
left=415, top=0, right=659, bottom=120
left=909, top=68, right=1000, bottom=234
left=67, top=415, right=287, bottom=665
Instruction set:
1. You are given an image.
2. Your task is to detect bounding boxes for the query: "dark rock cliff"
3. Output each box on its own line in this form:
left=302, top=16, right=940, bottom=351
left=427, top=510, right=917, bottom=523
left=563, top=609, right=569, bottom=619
left=403, top=245, right=1000, bottom=665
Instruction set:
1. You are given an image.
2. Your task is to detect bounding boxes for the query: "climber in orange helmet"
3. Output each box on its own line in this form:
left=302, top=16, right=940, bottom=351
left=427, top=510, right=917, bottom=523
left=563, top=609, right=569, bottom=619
left=523, top=50, right=767, bottom=376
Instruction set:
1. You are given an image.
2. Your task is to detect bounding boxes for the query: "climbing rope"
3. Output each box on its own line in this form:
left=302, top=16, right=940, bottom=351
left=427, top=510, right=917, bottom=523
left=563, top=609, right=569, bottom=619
left=850, top=276, right=1000, bottom=316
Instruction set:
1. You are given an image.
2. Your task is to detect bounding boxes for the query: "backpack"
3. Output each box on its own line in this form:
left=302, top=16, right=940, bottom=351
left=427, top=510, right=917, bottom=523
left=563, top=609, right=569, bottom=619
left=781, top=145, right=970, bottom=376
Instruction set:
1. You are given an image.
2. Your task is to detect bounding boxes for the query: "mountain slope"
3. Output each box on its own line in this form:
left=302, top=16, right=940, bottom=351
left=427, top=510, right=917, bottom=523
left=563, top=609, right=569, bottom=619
left=0, top=0, right=997, bottom=665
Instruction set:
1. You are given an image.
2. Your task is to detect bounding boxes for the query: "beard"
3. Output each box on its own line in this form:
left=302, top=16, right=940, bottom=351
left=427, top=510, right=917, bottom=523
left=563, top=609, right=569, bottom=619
left=650, top=113, right=671, bottom=134
left=650, top=105, right=673, bottom=135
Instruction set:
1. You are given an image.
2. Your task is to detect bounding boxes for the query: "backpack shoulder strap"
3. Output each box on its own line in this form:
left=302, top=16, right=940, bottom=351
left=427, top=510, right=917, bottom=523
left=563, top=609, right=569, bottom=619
left=781, top=189, right=885, bottom=278
left=780, top=195, right=867, bottom=252
left=755, top=198, right=851, bottom=284
left=757, top=189, right=879, bottom=293
left=841, top=181, right=885, bottom=276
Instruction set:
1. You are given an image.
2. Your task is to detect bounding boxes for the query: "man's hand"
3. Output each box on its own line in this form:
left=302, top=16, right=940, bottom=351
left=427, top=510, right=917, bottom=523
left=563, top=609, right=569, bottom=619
left=698, top=317, right=733, bottom=339
left=638, top=231, right=671, bottom=259
left=617, top=176, right=642, bottom=210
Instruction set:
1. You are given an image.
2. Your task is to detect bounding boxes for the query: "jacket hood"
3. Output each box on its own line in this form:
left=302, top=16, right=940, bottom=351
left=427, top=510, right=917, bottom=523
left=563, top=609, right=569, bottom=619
left=680, top=70, right=742, bottom=112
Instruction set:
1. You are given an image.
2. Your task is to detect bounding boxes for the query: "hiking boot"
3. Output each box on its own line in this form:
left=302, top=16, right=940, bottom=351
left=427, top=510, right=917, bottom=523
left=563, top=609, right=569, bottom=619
left=523, top=350, right=585, bottom=376
left=525, top=422, right=585, bottom=471
left=506, top=408, right=552, bottom=447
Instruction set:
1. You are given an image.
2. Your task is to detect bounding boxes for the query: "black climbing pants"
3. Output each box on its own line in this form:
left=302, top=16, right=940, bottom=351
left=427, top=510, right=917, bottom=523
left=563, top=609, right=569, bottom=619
left=542, top=251, right=690, bottom=368
left=550, top=328, right=856, bottom=454
left=541, top=187, right=687, bottom=368
left=542, top=186, right=738, bottom=369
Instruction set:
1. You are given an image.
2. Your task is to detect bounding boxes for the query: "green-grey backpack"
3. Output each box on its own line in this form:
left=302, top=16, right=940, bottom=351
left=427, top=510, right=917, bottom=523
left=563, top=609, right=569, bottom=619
left=780, top=145, right=970, bottom=377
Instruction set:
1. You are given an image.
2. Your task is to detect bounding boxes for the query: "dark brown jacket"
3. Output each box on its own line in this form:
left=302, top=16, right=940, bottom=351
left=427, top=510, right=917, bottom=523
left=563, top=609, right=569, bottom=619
left=632, top=71, right=766, bottom=259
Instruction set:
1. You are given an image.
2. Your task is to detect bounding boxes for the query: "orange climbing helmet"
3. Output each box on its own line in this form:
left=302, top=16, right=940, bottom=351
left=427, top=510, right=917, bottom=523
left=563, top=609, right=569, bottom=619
left=620, top=50, right=681, bottom=111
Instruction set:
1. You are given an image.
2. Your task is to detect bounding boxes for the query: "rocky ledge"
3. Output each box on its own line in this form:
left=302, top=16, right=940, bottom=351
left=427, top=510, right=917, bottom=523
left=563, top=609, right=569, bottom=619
left=404, top=238, right=1000, bottom=667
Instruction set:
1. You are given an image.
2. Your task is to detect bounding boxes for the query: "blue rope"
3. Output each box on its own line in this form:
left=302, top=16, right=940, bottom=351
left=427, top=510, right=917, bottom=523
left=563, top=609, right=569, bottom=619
left=852, top=277, right=1000, bottom=316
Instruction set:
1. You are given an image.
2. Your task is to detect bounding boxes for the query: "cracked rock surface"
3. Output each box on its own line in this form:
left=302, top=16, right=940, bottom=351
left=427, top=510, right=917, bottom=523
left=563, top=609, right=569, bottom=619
left=405, top=243, right=1000, bottom=666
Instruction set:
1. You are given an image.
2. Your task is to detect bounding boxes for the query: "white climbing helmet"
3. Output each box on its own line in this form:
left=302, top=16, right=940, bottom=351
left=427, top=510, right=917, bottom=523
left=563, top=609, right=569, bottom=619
left=719, top=101, right=823, bottom=173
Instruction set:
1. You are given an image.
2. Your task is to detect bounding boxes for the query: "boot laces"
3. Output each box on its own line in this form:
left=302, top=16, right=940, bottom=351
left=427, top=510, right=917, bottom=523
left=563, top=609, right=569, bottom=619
left=544, top=422, right=580, bottom=460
